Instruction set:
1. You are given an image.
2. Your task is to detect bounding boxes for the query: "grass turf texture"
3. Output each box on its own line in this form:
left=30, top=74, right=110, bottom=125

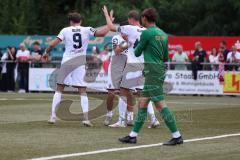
left=0, top=93, right=240, bottom=160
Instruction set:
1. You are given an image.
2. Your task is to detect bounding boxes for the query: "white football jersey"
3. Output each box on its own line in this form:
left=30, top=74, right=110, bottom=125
left=57, top=26, right=96, bottom=59
left=117, top=25, right=145, bottom=63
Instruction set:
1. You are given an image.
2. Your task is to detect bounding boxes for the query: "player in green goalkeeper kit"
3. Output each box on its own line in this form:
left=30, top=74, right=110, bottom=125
left=119, top=8, right=183, bottom=145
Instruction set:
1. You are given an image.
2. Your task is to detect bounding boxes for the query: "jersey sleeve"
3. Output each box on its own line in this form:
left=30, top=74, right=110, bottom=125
left=112, top=36, right=120, bottom=49
left=57, top=28, right=65, bottom=41
left=87, top=27, right=97, bottom=36
left=134, top=30, right=149, bottom=57
left=117, top=25, right=132, bottom=35
left=163, top=35, right=169, bottom=62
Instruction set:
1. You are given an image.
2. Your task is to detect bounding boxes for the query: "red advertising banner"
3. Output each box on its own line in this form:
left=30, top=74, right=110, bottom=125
left=168, top=36, right=240, bottom=60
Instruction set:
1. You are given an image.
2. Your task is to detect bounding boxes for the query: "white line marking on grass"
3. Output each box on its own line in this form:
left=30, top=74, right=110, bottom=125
left=30, top=133, right=240, bottom=160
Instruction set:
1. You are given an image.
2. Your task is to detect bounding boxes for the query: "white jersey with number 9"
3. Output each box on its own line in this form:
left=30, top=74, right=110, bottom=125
left=57, top=26, right=96, bottom=63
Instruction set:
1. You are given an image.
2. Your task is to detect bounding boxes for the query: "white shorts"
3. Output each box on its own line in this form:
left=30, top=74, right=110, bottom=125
left=57, top=57, right=87, bottom=87
left=120, top=63, right=144, bottom=90
left=107, top=63, right=123, bottom=90
left=107, top=54, right=127, bottom=90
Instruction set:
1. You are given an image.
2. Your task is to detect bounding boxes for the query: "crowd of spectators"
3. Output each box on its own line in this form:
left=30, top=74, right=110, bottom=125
left=171, top=41, right=240, bottom=72
left=0, top=40, right=239, bottom=92
left=0, top=42, right=44, bottom=92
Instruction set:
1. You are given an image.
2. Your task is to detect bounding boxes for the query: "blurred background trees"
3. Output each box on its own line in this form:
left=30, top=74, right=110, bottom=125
left=0, top=0, right=240, bottom=35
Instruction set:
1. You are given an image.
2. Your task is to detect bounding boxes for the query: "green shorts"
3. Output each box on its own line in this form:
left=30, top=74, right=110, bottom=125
left=141, top=75, right=165, bottom=102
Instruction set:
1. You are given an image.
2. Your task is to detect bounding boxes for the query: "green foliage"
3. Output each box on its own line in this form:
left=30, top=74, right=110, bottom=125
left=0, top=0, right=239, bottom=35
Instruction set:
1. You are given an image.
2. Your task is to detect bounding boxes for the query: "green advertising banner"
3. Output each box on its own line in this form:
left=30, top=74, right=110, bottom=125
left=0, top=35, right=112, bottom=57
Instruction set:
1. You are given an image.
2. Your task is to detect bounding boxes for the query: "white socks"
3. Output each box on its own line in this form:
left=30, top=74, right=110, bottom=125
left=81, top=95, right=89, bottom=121
left=172, top=131, right=181, bottom=138
left=118, top=96, right=127, bottom=122
left=129, top=131, right=138, bottom=137
left=147, top=102, right=157, bottom=123
left=51, top=91, right=62, bottom=118
left=80, top=95, right=89, bottom=113
left=106, top=110, right=113, bottom=117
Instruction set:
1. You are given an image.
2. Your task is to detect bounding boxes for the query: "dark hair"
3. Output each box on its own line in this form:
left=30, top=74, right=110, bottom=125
left=220, top=41, right=227, bottom=46
left=33, top=41, right=40, bottom=46
left=141, top=8, right=158, bottom=23
left=120, top=21, right=129, bottom=26
left=128, top=10, right=140, bottom=21
left=68, top=12, right=82, bottom=23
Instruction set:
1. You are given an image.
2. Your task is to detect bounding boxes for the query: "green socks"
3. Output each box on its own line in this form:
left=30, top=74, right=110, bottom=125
left=132, top=108, right=148, bottom=133
left=160, top=107, right=178, bottom=133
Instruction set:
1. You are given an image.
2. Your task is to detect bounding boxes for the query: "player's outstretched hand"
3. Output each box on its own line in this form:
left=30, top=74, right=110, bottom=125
left=42, top=52, right=50, bottom=62
left=102, top=5, right=109, bottom=16
left=110, top=10, right=115, bottom=22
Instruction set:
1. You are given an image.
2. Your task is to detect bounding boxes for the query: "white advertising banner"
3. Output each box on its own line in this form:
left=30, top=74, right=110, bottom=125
left=165, top=71, right=223, bottom=95
left=29, top=68, right=55, bottom=91
left=29, top=68, right=108, bottom=92
left=30, top=68, right=231, bottom=95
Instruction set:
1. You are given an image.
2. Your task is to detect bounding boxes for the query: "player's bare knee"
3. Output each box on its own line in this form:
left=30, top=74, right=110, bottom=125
left=78, top=87, right=87, bottom=95
left=154, top=100, right=166, bottom=110
left=57, top=84, right=65, bottom=92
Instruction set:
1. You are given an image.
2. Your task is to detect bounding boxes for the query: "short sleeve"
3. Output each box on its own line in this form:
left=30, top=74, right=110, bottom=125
left=226, top=53, right=231, bottom=61
left=117, top=25, right=132, bottom=35
left=57, top=28, right=65, bottom=41
left=87, top=27, right=97, bottom=36
left=16, top=50, right=20, bottom=58
left=172, top=54, right=176, bottom=61
left=26, top=50, right=30, bottom=56
left=184, top=53, right=189, bottom=60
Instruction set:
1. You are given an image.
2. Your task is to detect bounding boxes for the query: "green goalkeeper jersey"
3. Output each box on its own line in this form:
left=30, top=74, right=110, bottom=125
left=134, top=26, right=168, bottom=77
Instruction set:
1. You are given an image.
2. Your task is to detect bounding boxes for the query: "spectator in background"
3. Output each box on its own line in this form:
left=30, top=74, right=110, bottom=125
left=0, top=50, right=2, bottom=69
left=208, top=48, right=219, bottom=70
left=0, top=47, right=10, bottom=91
left=172, top=45, right=188, bottom=70
left=16, top=43, right=30, bottom=93
left=92, top=46, right=100, bottom=61
left=220, top=41, right=230, bottom=62
left=31, top=41, right=43, bottom=67
left=192, top=41, right=207, bottom=80
left=218, top=47, right=225, bottom=83
left=6, top=47, right=17, bottom=91
left=227, top=45, right=240, bottom=71
left=99, top=45, right=111, bottom=75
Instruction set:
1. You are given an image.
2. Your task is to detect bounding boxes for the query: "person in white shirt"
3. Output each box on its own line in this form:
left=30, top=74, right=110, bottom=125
left=227, top=45, right=240, bottom=71
left=172, top=45, right=188, bottom=70
left=44, top=11, right=111, bottom=126
left=103, top=6, right=160, bottom=128
left=208, top=48, right=219, bottom=71
left=16, top=43, right=30, bottom=93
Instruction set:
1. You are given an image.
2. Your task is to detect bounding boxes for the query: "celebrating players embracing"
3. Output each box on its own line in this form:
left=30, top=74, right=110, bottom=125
left=103, top=6, right=160, bottom=128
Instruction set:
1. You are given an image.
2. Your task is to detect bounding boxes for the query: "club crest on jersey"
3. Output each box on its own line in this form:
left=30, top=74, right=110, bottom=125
left=155, top=35, right=167, bottom=41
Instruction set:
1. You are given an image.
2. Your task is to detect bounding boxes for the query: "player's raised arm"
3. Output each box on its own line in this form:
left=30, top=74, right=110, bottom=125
left=43, top=38, right=61, bottom=60
left=94, top=26, right=110, bottom=37
left=94, top=6, right=115, bottom=37
left=102, top=5, right=117, bottom=32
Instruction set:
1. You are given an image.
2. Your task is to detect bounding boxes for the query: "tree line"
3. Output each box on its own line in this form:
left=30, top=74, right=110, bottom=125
left=0, top=0, right=240, bottom=36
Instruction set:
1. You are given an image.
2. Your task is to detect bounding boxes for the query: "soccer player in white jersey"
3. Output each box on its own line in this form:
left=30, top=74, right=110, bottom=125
left=103, top=7, right=160, bottom=128
left=104, top=33, right=128, bottom=127
left=44, top=11, right=111, bottom=126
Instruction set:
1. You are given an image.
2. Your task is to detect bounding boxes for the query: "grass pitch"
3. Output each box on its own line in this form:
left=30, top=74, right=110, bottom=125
left=0, top=93, right=240, bottom=160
